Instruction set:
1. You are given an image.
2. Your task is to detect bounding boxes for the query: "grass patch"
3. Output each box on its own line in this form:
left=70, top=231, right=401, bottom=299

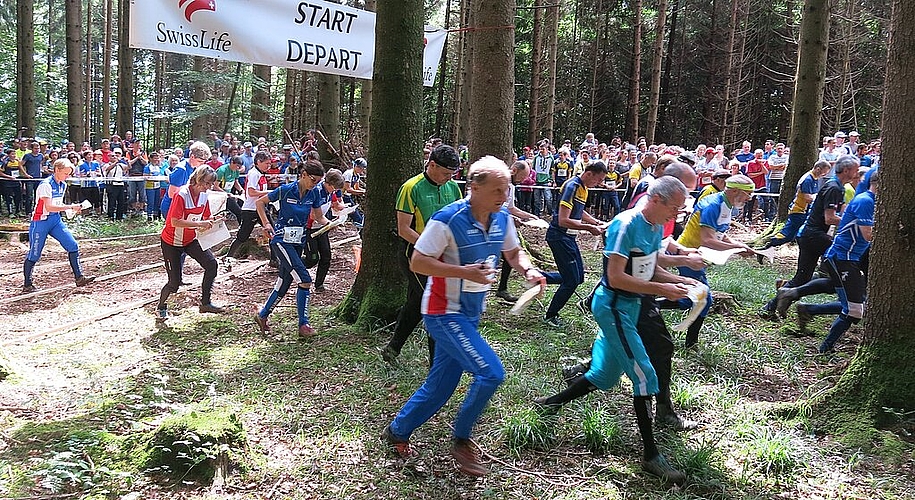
left=502, top=406, right=556, bottom=452
left=578, top=403, right=623, bottom=453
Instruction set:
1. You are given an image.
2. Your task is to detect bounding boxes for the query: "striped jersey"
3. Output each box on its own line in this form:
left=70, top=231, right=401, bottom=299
left=32, top=177, right=67, bottom=222
left=417, top=199, right=519, bottom=319
left=161, top=185, right=211, bottom=247
left=395, top=172, right=462, bottom=235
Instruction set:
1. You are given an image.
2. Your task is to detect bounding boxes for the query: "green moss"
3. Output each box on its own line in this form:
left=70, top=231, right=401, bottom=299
left=354, top=284, right=405, bottom=330
left=139, top=407, right=246, bottom=483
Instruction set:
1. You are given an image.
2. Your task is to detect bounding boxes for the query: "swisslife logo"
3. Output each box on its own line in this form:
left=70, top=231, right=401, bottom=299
left=155, top=0, right=232, bottom=52
left=179, top=0, right=216, bottom=22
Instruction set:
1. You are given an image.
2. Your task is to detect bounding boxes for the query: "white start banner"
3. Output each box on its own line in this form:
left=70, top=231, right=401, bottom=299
left=129, top=0, right=448, bottom=86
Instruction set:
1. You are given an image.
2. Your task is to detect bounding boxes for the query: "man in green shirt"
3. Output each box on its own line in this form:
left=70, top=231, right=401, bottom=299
left=216, top=155, right=244, bottom=220
left=382, top=145, right=464, bottom=367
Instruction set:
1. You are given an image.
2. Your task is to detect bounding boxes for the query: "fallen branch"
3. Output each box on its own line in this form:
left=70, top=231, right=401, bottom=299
left=3, top=261, right=266, bottom=346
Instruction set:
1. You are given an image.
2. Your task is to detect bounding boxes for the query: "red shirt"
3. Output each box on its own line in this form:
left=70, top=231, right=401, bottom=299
left=161, top=185, right=211, bottom=247
left=745, top=159, right=768, bottom=189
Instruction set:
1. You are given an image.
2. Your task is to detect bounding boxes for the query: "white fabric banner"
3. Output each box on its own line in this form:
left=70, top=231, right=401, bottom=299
left=129, top=0, right=447, bottom=86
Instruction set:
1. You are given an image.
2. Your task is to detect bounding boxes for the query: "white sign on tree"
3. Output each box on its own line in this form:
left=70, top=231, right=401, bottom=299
left=129, top=0, right=448, bottom=86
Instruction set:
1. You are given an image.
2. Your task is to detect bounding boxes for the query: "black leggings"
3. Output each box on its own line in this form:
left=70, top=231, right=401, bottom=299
left=313, top=231, right=332, bottom=287
left=787, top=231, right=832, bottom=287
left=158, top=239, right=218, bottom=310
left=226, top=210, right=274, bottom=259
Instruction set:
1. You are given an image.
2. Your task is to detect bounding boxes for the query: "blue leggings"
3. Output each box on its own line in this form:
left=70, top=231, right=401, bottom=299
left=25, top=217, right=83, bottom=283
left=260, top=241, right=313, bottom=326
left=545, top=230, right=585, bottom=319
left=586, top=287, right=659, bottom=397
left=389, top=313, right=505, bottom=441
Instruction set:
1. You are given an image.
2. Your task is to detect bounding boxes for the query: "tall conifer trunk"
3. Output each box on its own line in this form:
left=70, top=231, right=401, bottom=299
left=65, top=0, right=85, bottom=144
left=781, top=0, right=829, bottom=221
left=813, top=0, right=915, bottom=435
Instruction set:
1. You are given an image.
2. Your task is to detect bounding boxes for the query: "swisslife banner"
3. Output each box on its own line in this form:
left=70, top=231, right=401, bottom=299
left=129, top=0, right=448, bottom=86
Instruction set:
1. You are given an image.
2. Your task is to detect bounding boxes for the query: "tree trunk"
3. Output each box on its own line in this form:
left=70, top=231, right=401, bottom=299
left=588, top=0, right=603, bottom=133
left=626, top=0, right=642, bottom=143
left=115, top=0, right=133, bottom=136
left=720, top=0, right=739, bottom=147
left=283, top=69, right=297, bottom=134
left=84, top=0, right=92, bottom=141
left=336, top=0, right=424, bottom=327
left=658, top=0, right=680, bottom=140
left=46, top=0, right=53, bottom=105
left=527, top=0, right=544, bottom=147
left=251, top=64, right=271, bottom=140
left=434, top=0, right=452, bottom=139
left=65, top=0, right=85, bottom=144
left=315, top=72, right=341, bottom=163
left=223, top=62, right=242, bottom=137
left=359, top=0, right=375, bottom=142
left=154, top=53, right=164, bottom=149
left=812, top=0, right=915, bottom=435
left=17, top=0, right=37, bottom=135
left=780, top=0, right=829, bottom=221
left=832, top=0, right=856, bottom=131
left=469, top=0, right=515, bottom=162
left=645, top=0, right=668, bottom=144
left=191, top=56, right=208, bottom=139
left=542, top=1, right=560, bottom=143
left=699, top=0, right=719, bottom=141
left=101, top=0, right=112, bottom=137
left=455, top=0, right=474, bottom=147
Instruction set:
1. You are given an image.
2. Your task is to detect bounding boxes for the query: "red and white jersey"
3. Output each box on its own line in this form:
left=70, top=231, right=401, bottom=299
left=161, top=185, right=211, bottom=247
left=32, top=177, right=67, bottom=222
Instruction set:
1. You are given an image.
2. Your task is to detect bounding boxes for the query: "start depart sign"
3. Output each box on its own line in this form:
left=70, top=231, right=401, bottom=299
left=129, top=0, right=448, bottom=87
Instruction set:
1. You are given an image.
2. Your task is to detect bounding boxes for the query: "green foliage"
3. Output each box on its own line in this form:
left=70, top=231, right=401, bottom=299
left=32, top=431, right=132, bottom=495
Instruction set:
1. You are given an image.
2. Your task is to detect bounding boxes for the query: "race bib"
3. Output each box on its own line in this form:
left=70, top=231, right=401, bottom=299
left=188, top=214, right=202, bottom=223
left=283, top=226, right=304, bottom=244
left=631, top=252, right=657, bottom=281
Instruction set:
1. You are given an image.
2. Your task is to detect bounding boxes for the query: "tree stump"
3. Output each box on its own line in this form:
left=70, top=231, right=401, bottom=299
left=710, top=291, right=738, bottom=315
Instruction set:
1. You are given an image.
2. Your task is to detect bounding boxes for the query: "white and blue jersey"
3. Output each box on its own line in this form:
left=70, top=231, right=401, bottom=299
left=600, top=208, right=663, bottom=293
left=825, top=190, right=874, bottom=262
left=416, top=198, right=520, bottom=319
left=31, top=177, right=67, bottom=222
left=267, top=182, right=323, bottom=245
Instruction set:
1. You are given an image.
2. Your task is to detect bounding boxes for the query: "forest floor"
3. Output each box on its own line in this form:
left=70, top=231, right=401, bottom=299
left=0, top=213, right=913, bottom=500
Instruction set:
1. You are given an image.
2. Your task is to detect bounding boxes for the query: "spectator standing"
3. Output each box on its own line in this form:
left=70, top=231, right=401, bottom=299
left=20, top=141, right=45, bottom=212
left=531, top=144, right=555, bottom=216
left=104, top=148, right=128, bottom=220
left=144, top=151, right=164, bottom=221
left=764, top=143, right=789, bottom=220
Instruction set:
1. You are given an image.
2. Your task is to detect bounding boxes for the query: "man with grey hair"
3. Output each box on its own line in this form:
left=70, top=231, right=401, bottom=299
left=535, top=175, right=696, bottom=486
left=764, top=154, right=861, bottom=318
left=382, top=156, right=545, bottom=477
